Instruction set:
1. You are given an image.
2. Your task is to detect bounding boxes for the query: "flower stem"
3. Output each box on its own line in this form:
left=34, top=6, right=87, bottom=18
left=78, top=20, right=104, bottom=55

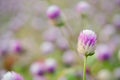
left=83, top=56, right=87, bottom=80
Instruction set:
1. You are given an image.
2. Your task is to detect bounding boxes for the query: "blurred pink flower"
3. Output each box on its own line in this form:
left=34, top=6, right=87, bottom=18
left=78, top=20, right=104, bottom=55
left=9, top=40, right=24, bottom=54
left=30, top=62, right=46, bottom=76
left=46, top=5, right=64, bottom=27
left=45, top=58, right=57, bottom=73
left=47, top=5, right=61, bottom=19
left=95, top=44, right=113, bottom=61
left=76, top=1, right=91, bottom=15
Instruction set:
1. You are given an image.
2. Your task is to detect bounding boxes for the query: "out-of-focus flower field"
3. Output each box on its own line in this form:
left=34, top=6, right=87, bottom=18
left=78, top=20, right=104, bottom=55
left=0, top=0, right=120, bottom=80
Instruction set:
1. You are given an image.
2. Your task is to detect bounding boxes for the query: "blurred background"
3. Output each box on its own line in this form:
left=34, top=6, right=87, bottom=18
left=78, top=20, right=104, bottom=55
left=0, top=0, right=120, bottom=80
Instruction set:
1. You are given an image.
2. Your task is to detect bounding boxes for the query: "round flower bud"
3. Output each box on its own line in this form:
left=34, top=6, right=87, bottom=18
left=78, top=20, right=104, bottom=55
left=97, top=69, right=112, bottom=80
left=47, top=5, right=61, bottom=19
left=76, top=1, right=90, bottom=15
left=45, top=58, right=57, bottom=73
left=30, top=62, right=46, bottom=76
left=46, top=5, right=64, bottom=27
left=2, top=71, right=24, bottom=80
left=9, top=40, right=24, bottom=54
left=95, top=44, right=113, bottom=61
left=77, top=30, right=97, bottom=56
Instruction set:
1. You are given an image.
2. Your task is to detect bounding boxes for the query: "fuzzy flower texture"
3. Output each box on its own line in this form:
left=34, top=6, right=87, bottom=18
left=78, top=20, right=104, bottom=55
left=2, top=71, right=24, bottom=80
left=77, top=30, right=97, bottom=56
left=46, top=5, right=64, bottom=27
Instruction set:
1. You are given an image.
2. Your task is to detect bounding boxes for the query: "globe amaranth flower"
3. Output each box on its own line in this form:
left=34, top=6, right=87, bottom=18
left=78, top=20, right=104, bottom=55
left=95, top=44, right=113, bottom=61
left=76, top=1, right=90, bottom=15
left=30, top=62, right=46, bottom=76
left=46, top=5, right=64, bottom=27
left=2, top=71, right=24, bottom=80
left=9, top=40, right=24, bottom=54
left=77, top=30, right=97, bottom=56
left=45, top=58, right=57, bottom=73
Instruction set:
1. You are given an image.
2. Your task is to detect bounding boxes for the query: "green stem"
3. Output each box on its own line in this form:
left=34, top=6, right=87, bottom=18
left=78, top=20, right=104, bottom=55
left=83, top=56, right=87, bottom=80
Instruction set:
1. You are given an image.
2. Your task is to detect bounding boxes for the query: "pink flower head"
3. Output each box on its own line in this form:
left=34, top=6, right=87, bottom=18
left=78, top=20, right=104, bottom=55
left=47, top=5, right=61, bottom=19
left=76, top=1, right=90, bottom=15
left=45, top=58, right=57, bottom=73
left=30, top=62, right=46, bottom=76
left=2, top=71, right=24, bottom=80
left=10, top=40, right=23, bottom=54
left=95, top=44, right=113, bottom=61
left=77, top=30, right=97, bottom=56
left=46, top=5, right=64, bottom=27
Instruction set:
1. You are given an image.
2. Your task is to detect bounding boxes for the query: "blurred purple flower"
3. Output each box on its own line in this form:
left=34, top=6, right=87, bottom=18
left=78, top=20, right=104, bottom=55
left=45, top=58, right=57, bottom=73
left=95, top=44, right=113, bottom=61
left=47, top=5, right=61, bottom=19
left=76, top=1, right=91, bottom=15
left=9, top=40, right=24, bottom=54
left=46, top=5, right=64, bottom=27
left=2, top=71, right=24, bottom=80
left=30, top=62, right=46, bottom=76
left=77, top=30, right=97, bottom=56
